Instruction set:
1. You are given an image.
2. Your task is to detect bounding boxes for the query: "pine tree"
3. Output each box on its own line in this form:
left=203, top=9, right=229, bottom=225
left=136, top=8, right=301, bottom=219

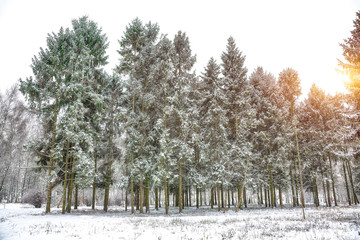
left=278, top=68, right=305, bottom=218
left=117, top=18, right=146, bottom=214
left=170, top=31, right=196, bottom=213
left=20, top=16, right=109, bottom=213
left=20, top=27, right=72, bottom=213
left=199, top=57, right=228, bottom=211
left=339, top=10, right=360, bottom=109
left=220, top=37, right=252, bottom=211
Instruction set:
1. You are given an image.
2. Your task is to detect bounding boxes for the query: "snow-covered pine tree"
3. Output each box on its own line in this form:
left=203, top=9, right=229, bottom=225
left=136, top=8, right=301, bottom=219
left=339, top=10, right=360, bottom=198
left=20, top=16, right=110, bottom=213
left=20, top=26, right=73, bottom=213
left=169, top=31, right=196, bottom=213
left=117, top=18, right=146, bottom=214
left=278, top=67, right=305, bottom=218
left=249, top=67, right=289, bottom=209
left=220, top=37, right=253, bottom=211
left=151, top=36, right=174, bottom=214
left=118, top=18, right=165, bottom=214
left=198, top=57, right=228, bottom=211
left=339, top=10, right=360, bottom=109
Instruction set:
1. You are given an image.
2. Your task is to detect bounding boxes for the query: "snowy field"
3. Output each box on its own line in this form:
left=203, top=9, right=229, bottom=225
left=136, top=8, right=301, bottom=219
left=0, top=204, right=359, bottom=240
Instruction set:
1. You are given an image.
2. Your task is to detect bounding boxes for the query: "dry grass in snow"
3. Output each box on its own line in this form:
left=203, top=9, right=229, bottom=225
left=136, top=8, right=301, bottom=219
left=0, top=204, right=359, bottom=239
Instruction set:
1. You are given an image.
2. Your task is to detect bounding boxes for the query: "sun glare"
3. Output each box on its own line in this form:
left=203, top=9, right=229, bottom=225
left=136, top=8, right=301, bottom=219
left=311, top=69, right=348, bottom=95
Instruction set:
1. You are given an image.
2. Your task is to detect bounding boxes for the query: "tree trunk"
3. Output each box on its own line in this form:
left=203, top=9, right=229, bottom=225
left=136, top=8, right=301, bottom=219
left=66, top=157, right=76, bottom=213
left=279, top=187, right=283, bottom=209
left=295, top=129, right=305, bottom=220
left=139, top=180, right=144, bottom=213
left=223, top=187, right=228, bottom=213
left=145, top=176, right=149, bottom=213
left=236, top=157, right=249, bottom=212
left=179, top=159, right=182, bottom=213
left=214, top=187, right=217, bottom=205
left=204, top=188, right=207, bottom=207
left=135, top=189, right=139, bottom=210
left=46, top=95, right=60, bottom=213
left=326, top=177, right=332, bottom=207
left=243, top=187, right=247, bottom=208
left=268, top=163, right=275, bottom=208
left=74, top=185, right=78, bottom=210
left=328, top=154, right=337, bottom=206
left=196, top=186, right=199, bottom=208
left=312, top=178, right=319, bottom=207
left=346, top=159, right=359, bottom=204
left=159, top=188, right=161, bottom=208
left=322, top=173, right=328, bottom=206
left=125, top=187, right=128, bottom=211
left=155, top=187, right=159, bottom=210
left=290, top=164, right=296, bottom=207
left=164, top=178, right=168, bottom=214
left=343, top=161, right=351, bottom=206
left=131, top=155, right=134, bottom=214
left=227, top=188, right=231, bottom=208
left=210, top=187, right=214, bottom=209
left=62, top=141, right=70, bottom=214
left=221, top=184, right=224, bottom=209
left=92, top=142, right=97, bottom=210
left=217, top=184, right=221, bottom=211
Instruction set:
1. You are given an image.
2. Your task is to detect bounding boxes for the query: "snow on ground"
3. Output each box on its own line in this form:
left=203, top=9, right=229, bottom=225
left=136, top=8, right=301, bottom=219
left=0, top=203, right=359, bottom=240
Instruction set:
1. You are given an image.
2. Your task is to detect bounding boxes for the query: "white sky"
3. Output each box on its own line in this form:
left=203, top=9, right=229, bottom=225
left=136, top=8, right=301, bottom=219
left=0, top=0, right=359, bottom=97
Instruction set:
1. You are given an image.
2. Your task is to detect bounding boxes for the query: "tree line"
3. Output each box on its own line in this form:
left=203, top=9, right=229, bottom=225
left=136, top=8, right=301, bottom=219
left=2, top=13, right=359, bottom=214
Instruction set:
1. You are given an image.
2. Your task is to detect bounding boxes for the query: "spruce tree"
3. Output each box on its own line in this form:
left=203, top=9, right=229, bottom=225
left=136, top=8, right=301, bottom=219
left=220, top=36, right=252, bottom=211
left=339, top=10, right=360, bottom=109
left=170, top=31, right=196, bottom=213
left=199, top=57, right=228, bottom=211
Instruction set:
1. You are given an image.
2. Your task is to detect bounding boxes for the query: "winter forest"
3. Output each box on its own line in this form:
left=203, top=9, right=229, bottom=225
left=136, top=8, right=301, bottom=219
left=1, top=11, right=360, bottom=227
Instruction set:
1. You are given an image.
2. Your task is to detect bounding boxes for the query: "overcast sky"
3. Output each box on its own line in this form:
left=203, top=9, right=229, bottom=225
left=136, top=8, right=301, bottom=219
left=0, top=0, right=359, bottom=97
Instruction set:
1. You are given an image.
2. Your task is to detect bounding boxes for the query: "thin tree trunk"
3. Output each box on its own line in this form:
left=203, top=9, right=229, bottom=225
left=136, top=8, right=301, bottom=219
left=326, top=177, right=332, bottom=207
left=74, top=185, right=78, bottom=210
left=295, top=130, right=305, bottom=219
left=125, top=187, right=128, bottom=211
left=189, top=184, right=192, bottom=207
left=66, top=157, right=76, bottom=213
left=145, top=176, right=149, bottom=213
left=210, top=187, right=214, bottom=209
left=217, top=184, right=221, bottom=211
left=62, top=140, right=70, bottom=214
left=328, top=154, right=337, bottom=206
left=139, top=180, right=144, bottom=213
left=346, top=159, right=359, bottom=204
left=196, top=186, right=199, bottom=208
left=312, top=178, right=319, bottom=207
left=343, top=160, right=351, bottom=206
left=179, top=159, right=182, bottom=213
left=159, top=188, right=161, bottom=208
left=155, top=187, right=159, bottom=210
left=243, top=187, right=247, bottom=208
left=279, top=187, right=283, bottom=209
left=204, top=188, right=207, bottom=207
left=92, top=142, right=97, bottom=210
left=164, top=178, right=168, bottom=214
left=322, top=173, right=328, bottom=206
left=268, top=163, right=275, bottom=208
left=290, top=164, right=296, bottom=207
left=236, top=157, right=249, bottom=212
left=46, top=95, right=59, bottom=213
left=221, top=184, right=224, bottom=208
left=227, top=188, right=231, bottom=208
left=223, top=187, right=228, bottom=213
